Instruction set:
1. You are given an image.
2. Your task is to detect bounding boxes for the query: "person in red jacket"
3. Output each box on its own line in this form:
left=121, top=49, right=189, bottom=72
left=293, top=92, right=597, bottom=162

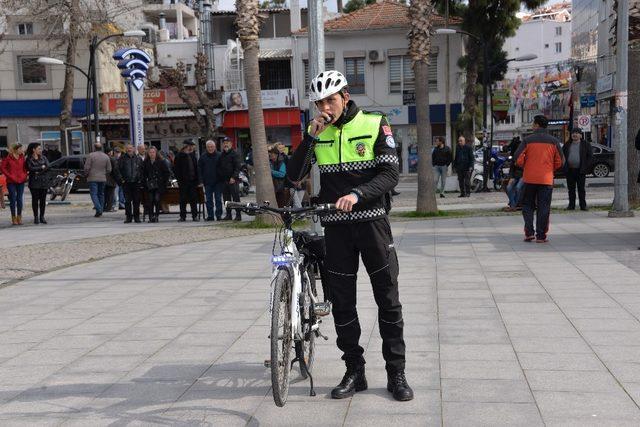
left=0, top=143, right=28, bottom=225
left=515, top=115, right=564, bottom=243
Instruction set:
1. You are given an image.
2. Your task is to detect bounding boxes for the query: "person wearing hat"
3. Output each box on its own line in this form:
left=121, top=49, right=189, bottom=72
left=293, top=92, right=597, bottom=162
left=515, top=114, right=564, bottom=242
left=218, top=137, right=242, bottom=221
left=174, top=140, right=200, bottom=221
left=562, top=129, right=593, bottom=211
left=288, top=70, right=412, bottom=402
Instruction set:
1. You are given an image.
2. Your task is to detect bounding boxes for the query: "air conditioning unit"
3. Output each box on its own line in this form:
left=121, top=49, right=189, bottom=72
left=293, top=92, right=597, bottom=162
left=368, top=49, right=385, bottom=63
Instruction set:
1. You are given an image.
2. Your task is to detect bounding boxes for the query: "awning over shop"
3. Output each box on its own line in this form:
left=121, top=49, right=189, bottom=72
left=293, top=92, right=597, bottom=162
left=222, top=108, right=301, bottom=128
left=258, top=48, right=292, bottom=59
left=80, top=108, right=224, bottom=124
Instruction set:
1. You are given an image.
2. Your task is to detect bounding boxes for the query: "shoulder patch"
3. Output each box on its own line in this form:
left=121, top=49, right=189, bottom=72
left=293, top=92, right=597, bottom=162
left=385, top=135, right=396, bottom=148
left=382, top=125, right=393, bottom=136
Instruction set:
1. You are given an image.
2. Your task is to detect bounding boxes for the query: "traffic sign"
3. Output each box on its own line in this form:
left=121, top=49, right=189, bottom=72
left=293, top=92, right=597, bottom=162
left=577, top=115, right=591, bottom=131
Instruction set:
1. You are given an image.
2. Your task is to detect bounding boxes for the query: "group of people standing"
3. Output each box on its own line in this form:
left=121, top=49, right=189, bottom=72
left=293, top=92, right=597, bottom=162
left=0, top=143, right=51, bottom=225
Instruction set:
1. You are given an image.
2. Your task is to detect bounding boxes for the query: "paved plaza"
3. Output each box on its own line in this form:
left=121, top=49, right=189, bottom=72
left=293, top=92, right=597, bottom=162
left=1, top=211, right=640, bottom=425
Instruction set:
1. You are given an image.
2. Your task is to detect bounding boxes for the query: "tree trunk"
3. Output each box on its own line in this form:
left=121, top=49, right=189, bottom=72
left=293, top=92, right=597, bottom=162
left=60, top=0, right=79, bottom=153
left=243, top=39, right=277, bottom=220
left=628, top=45, right=640, bottom=208
left=462, top=46, right=479, bottom=144
left=415, top=61, right=438, bottom=213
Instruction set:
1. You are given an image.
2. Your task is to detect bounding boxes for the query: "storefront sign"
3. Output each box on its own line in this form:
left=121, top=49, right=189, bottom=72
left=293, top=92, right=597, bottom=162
left=103, top=89, right=166, bottom=115
left=492, top=89, right=510, bottom=121
left=580, top=94, right=596, bottom=108
left=224, top=89, right=299, bottom=110
left=402, top=90, right=415, bottom=105
left=597, top=75, right=614, bottom=94
left=113, top=47, right=151, bottom=147
left=365, top=106, right=409, bottom=125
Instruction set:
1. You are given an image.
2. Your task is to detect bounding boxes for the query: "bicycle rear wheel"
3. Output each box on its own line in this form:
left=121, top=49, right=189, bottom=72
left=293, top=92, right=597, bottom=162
left=271, top=269, right=293, bottom=407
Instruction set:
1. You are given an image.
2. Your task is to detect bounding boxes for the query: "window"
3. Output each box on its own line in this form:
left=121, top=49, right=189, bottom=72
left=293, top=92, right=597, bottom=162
left=389, top=54, right=437, bottom=93
left=555, top=26, right=562, bottom=36
left=555, top=42, right=562, bottom=53
left=259, top=59, right=292, bottom=90
left=544, top=44, right=549, bottom=48
left=344, top=57, right=365, bottom=94
left=303, top=58, right=335, bottom=94
left=19, top=56, right=47, bottom=84
left=17, top=23, right=33, bottom=35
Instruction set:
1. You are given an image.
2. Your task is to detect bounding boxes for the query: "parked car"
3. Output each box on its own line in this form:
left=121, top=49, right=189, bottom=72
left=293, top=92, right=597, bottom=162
left=554, top=143, right=614, bottom=178
left=46, top=155, right=89, bottom=192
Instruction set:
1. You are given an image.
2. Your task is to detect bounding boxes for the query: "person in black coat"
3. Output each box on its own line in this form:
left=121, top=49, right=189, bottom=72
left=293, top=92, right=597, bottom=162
left=118, top=144, right=144, bottom=223
left=26, top=143, right=50, bottom=224
left=198, top=140, right=222, bottom=221
left=104, top=148, right=122, bottom=212
left=174, top=140, right=200, bottom=221
left=562, top=129, right=593, bottom=210
left=217, top=137, right=242, bottom=221
left=142, top=147, right=170, bottom=223
left=453, top=136, right=475, bottom=197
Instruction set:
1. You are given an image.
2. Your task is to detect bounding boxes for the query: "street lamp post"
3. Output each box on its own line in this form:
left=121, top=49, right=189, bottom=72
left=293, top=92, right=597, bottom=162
left=89, top=30, right=146, bottom=143
left=38, top=57, right=93, bottom=152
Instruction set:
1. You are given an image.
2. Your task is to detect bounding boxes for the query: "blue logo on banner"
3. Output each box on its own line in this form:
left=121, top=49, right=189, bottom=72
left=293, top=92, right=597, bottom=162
left=113, top=48, right=151, bottom=90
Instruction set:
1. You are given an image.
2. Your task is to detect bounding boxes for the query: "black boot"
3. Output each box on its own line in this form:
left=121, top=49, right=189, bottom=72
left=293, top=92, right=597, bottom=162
left=39, top=216, right=47, bottom=224
left=331, top=363, right=367, bottom=399
left=234, top=212, right=242, bottom=221
left=387, top=370, right=414, bottom=401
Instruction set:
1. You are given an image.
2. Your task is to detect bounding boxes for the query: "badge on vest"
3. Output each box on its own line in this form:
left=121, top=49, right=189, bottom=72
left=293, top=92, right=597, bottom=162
left=386, top=135, right=396, bottom=148
left=356, top=142, right=366, bottom=157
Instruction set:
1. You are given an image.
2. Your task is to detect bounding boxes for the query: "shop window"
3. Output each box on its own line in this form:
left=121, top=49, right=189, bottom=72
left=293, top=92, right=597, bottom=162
left=259, top=59, right=292, bottom=90
left=344, top=57, right=365, bottom=94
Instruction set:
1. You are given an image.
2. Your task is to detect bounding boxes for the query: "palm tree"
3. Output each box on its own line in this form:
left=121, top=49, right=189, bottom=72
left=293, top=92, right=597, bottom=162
left=408, top=0, right=438, bottom=213
left=236, top=0, right=277, bottom=221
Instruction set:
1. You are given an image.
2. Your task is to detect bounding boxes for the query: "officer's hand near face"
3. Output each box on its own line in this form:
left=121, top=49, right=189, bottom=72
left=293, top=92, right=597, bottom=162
left=309, top=112, right=333, bottom=137
left=336, top=193, right=358, bottom=212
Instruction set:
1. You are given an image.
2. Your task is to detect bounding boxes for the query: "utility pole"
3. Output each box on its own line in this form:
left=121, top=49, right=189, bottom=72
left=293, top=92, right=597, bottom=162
left=610, top=0, right=633, bottom=217
left=445, top=0, right=451, bottom=152
left=200, top=2, right=215, bottom=92
left=308, top=0, right=325, bottom=234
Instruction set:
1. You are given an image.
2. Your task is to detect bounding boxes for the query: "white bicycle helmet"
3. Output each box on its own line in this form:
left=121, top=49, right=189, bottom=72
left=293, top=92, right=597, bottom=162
left=309, top=70, right=348, bottom=102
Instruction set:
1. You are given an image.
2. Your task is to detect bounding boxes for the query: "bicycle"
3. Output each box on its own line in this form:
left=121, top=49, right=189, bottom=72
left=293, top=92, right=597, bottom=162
left=225, top=201, right=336, bottom=407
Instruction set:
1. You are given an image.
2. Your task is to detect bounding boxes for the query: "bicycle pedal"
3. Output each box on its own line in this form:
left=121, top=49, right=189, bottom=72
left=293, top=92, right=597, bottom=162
left=313, top=302, right=332, bottom=317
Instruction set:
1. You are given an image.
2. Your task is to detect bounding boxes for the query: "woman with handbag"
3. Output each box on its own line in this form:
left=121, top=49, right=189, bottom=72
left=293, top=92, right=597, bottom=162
left=0, top=143, right=28, bottom=225
left=142, top=147, right=169, bottom=223
left=269, top=146, right=288, bottom=208
left=26, top=143, right=50, bottom=224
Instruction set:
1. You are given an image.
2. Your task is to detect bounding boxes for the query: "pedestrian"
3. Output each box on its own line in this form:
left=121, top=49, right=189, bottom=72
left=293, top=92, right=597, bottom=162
left=198, top=140, right=223, bottom=221
left=0, top=149, right=8, bottom=210
left=288, top=70, right=413, bottom=402
left=269, top=146, right=288, bottom=208
left=504, top=137, right=524, bottom=211
left=118, top=144, right=143, bottom=223
left=432, top=136, right=452, bottom=198
left=0, top=143, right=28, bottom=225
left=44, top=144, right=62, bottom=163
left=25, top=143, right=50, bottom=224
left=137, top=144, right=147, bottom=161
left=84, top=142, right=112, bottom=218
left=104, top=148, right=122, bottom=212
left=515, top=114, right=564, bottom=243
left=218, top=137, right=242, bottom=221
left=563, top=129, right=593, bottom=211
left=112, top=147, right=125, bottom=210
left=174, top=140, right=200, bottom=221
left=142, top=147, right=170, bottom=223
left=453, top=136, right=474, bottom=197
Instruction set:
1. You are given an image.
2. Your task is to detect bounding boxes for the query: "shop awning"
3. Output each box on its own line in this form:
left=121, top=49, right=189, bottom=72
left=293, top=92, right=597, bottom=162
left=258, top=48, right=292, bottom=59
left=223, top=108, right=301, bottom=128
left=80, top=108, right=224, bottom=124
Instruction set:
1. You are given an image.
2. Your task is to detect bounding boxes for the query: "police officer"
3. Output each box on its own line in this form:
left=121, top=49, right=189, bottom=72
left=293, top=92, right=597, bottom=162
left=288, top=70, right=413, bottom=401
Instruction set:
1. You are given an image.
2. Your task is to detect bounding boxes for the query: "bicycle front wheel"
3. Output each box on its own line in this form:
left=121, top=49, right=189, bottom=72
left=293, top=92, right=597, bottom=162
left=271, top=268, right=293, bottom=407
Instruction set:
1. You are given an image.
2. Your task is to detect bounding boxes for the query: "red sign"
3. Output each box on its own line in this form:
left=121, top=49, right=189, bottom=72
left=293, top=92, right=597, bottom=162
left=102, top=89, right=167, bottom=115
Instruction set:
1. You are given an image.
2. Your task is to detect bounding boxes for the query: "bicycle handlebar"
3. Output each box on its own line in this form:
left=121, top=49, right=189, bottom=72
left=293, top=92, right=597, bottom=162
left=225, top=201, right=337, bottom=215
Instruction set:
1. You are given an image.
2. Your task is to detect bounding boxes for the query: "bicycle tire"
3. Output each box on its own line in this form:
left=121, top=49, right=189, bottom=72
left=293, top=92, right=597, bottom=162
left=299, top=264, right=317, bottom=379
left=271, top=268, right=293, bottom=407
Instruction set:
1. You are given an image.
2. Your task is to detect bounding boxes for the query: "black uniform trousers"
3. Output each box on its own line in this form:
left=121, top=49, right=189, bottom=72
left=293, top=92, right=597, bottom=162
left=324, top=217, right=405, bottom=373
left=566, top=168, right=587, bottom=209
left=123, top=182, right=141, bottom=220
left=179, top=181, right=199, bottom=220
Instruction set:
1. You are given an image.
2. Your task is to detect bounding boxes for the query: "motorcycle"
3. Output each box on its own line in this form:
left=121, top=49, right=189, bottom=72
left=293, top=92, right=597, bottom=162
left=490, top=153, right=510, bottom=191
left=49, top=170, right=77, bottom=201
left=238, top=170, right=250, bottom=197
left=471, top=160, right=484, bottom=193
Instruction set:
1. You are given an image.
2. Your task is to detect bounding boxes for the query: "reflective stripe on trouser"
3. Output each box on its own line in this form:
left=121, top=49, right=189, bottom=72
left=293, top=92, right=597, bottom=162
left=324, top=217, right=405, bottom=372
